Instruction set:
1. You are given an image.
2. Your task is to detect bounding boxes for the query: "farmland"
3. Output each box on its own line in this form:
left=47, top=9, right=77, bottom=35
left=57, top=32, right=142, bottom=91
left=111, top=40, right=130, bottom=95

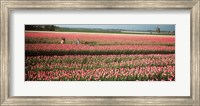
left=25, top=31, right=175, bottom=81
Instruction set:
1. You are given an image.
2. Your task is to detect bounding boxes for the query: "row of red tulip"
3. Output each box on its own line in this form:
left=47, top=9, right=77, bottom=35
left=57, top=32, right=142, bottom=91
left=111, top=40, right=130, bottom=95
left=25, top=54, right=175, bottom=81
left=25, top=66, right=175, bottom=81
left=25, top=32, right=175, bottom=44
left=25, top=44, right=175, bottom=51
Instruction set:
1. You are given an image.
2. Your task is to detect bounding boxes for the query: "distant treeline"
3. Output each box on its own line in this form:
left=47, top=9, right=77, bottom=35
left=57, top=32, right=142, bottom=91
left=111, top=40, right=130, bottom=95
left=55, top=27, right=122, bottom=33
left=25, top=25, right=57, bottom=31
left=25, top=25, right=175, bottom=35
left=25, top=25, right=122, bottom=33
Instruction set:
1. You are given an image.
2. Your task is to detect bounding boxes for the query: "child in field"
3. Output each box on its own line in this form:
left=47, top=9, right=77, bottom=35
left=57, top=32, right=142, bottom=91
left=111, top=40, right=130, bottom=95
left=60, top=38, right=65, bottom=44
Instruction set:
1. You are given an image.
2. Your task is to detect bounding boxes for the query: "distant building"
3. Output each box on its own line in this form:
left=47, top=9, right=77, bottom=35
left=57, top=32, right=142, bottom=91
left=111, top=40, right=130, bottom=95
left=156, top=26, right=160, bottom=33
left=169, top=31, right=175, bottom=35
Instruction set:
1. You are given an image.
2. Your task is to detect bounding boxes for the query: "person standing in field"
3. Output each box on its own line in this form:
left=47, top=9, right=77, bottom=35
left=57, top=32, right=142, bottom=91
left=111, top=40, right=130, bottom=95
left=76, top=39, right=80, bottom=45
left=60, top=38, right=65, bottom=44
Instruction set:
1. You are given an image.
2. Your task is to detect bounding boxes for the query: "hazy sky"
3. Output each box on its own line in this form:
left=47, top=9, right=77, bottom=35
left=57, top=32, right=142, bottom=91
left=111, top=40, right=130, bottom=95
left=55, top=24, right=175, bottom=31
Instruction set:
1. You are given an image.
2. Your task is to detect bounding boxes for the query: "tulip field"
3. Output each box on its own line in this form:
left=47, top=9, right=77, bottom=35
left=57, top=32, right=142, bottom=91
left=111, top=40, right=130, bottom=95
left=25, top=31, right=175, bottom=81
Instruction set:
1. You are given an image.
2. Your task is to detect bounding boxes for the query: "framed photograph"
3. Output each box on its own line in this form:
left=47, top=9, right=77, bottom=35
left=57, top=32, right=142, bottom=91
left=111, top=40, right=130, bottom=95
left=25, top=24, right=176, bottom=81
left=1, top=0, right=199, bottom=105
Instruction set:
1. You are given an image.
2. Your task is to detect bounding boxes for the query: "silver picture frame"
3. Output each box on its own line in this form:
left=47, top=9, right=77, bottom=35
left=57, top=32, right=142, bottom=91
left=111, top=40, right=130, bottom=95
left=1, top=0, right=199, bottom=105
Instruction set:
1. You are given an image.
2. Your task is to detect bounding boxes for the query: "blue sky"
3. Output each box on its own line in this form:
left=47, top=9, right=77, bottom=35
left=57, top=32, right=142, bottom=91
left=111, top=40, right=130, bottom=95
left=55, top=24, right=175, bottom=31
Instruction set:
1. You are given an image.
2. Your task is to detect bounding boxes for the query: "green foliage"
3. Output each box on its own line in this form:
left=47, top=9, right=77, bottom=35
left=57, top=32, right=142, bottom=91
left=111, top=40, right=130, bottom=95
left=83, top=41, right=97, bottom=46
left=25, top=50, right=175, bottom=56
left=25, top=25, right=56, bottom=31
left=25, top=37, right=175, bottom=46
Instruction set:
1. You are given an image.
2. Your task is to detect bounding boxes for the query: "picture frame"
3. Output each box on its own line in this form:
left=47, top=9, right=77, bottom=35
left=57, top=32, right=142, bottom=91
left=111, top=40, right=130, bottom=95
left=0, top=0, right=199, bottom=105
